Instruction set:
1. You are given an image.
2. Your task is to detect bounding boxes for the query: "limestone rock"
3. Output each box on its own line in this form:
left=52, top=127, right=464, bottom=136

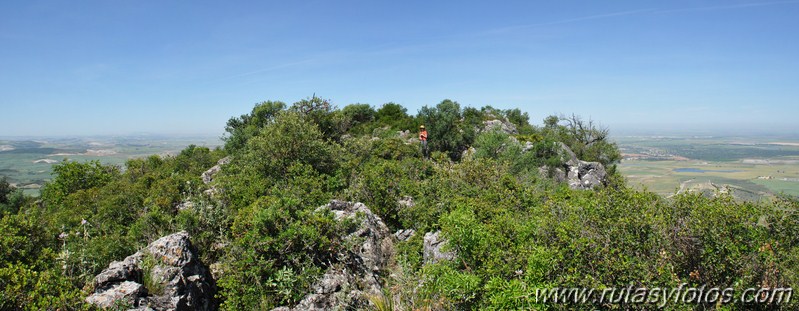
left=394, top=229, right=416, bottom=242
left=481, top=119, right=518, bottom=134
left=201, top=156, right=230, bottom=185
left=86, top=231, right=216, bottom=311
left=423, top=231, right=456, bottom=264
left=275, top=201, right=393, bottom=311
left=85, top=281, right=146, bottom=309
left=535, top=142, right=608, bottom=190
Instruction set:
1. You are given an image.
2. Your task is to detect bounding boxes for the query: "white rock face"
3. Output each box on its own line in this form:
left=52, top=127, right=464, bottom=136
left=481, top=119, right=518, bottom=134
left=423, top=231, right=456, bottom=264
left=86, top=231, right=216, bottom=311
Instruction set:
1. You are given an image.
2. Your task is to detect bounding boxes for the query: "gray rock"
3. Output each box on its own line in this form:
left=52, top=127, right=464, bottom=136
left=394, top=229, right=416, bottom=241
left=94, top=259, right=143, bottom=290
left=85, top=281, right=146, bottom=309
left=556, top=142, right=579, bottom=167
left=397, top=130, right=410, bottom=139
left=539, top=166, right=567, bottom=183
left=201, top=157, right=230, bottom=185
left=175, top=201, right=194, bottom=211
left=573, top=160, right=607, bottom=190
left=275, top=201, right=393, bottom=311
left=481, top=119, right=518, bottom=135
left=423, top=231, right=456, bottom=264
left=535, top=142, right=608, bottom=190
left=86, top=231, right=217, bottom=311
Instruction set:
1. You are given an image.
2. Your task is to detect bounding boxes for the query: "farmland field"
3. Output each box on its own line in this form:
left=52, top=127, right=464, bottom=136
left=616, top=135, right=799, bottom=201
left=3, top=133, right=798, bottom=201
left=0, top=135, right=222, bottom=195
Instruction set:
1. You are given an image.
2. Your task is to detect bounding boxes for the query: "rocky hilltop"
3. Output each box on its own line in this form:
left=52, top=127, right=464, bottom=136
left=86, top=232, right=216, bottom=310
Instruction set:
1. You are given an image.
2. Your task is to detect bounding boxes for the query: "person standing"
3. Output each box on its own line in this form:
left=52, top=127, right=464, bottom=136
left=419, top=125, right=428, bottom=157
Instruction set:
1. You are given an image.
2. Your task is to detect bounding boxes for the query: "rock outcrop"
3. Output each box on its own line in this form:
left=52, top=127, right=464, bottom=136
left=481, top=119, right=518, bottom=135
left=86, top=231, right=216, bottom=311
left=554, top=142, right=608, bottom=190
left=274, top=200, right=393, bottom=311
left=201, top=157, right=230, bottom=197
left=423, top=231, right=456, bottom=264
left=201, top=157, right=230, bottom=185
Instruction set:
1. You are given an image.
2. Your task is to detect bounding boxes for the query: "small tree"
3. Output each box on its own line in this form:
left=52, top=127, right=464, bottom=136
left=543, top=114, right=621, bottom=168
left=341, top=103, right=376, bottom=135
left=417, top=99, right=466, bottom=160
left=40, top=160, right=119, bottom=206
left=224, top=101, right=287, bottom=152
left=375, top=102, right=416, bottom=131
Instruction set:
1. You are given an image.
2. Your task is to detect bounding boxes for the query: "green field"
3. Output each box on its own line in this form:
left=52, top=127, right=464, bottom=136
left=0, top=135, right=222, bottom=195
left=617, top=135, right=799, bottom=200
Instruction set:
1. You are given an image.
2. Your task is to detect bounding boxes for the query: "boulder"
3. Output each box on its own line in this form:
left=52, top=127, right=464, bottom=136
left=276, top=201, right=393, bottom=311
left=86, top=231, right=216, bottom=311
left=423, top=231, right=456, bottom=264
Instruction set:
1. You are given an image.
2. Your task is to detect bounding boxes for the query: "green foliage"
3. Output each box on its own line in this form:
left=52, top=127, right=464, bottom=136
left=41, top=160, right=119, bottom=206
left=224, top=100, right=287, bottom=152
left=140, top=251, right=165, bottom=296
left=417, top=99, right=467, bottom=160
left=220, top=111, right=339, bottom=209
left=0, top=214, right=56, bottom=268
left=367, top=288, right=395, bottom=311
left=218, top=194, right=345, bottom=309
left=341, top=103, right=377, bottom=135
left=0, top=263, right=87, bottom=311
left=348, top=158, right=426, bottom=230
left=419, top=264, right=482, bottom=309
left=473, top=129, right=512, bottom=160
left=541, top=113, right=622, bottom=168
left=375, top=102, right=416, bottom=131
left=0, top=177, right=26, bottom=216
left=241, top=111, right=337, bottom=177
left=290, top=96, right=349, bottom=141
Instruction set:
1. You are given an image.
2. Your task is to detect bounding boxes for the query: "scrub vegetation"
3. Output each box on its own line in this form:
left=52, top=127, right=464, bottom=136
left=1, top=97, right=797, bottom=310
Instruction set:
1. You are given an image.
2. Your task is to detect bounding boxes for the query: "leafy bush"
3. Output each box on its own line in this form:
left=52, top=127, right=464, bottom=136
left=417, top=99, right=467, bottom=160
left=40, top=160, right=119, bottom=206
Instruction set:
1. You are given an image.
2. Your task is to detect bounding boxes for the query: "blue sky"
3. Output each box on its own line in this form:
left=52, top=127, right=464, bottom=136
left=1, top=0, right=798, bottom=136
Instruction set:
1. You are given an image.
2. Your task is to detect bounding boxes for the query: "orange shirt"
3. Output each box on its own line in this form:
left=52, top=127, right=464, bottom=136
left=419, top=130, right=428, bottom=141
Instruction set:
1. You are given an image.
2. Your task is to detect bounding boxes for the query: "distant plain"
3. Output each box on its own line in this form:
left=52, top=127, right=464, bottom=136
left=2, top=134, right=798, bottom=200
left=0, top=135, right=221, bottom=195
left=617, top=135, right=799, bottom=201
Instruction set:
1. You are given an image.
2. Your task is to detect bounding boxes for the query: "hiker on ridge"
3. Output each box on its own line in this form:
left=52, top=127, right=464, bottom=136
left=419, top=125, right=428, bottom=157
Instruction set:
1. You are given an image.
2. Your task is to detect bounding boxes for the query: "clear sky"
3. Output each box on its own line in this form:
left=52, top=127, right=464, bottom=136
left=1, top=0, right=798, bottom=137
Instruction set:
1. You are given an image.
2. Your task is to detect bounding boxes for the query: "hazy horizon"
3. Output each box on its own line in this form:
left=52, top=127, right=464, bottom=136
left=1, top=122, right=797, bottom=141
